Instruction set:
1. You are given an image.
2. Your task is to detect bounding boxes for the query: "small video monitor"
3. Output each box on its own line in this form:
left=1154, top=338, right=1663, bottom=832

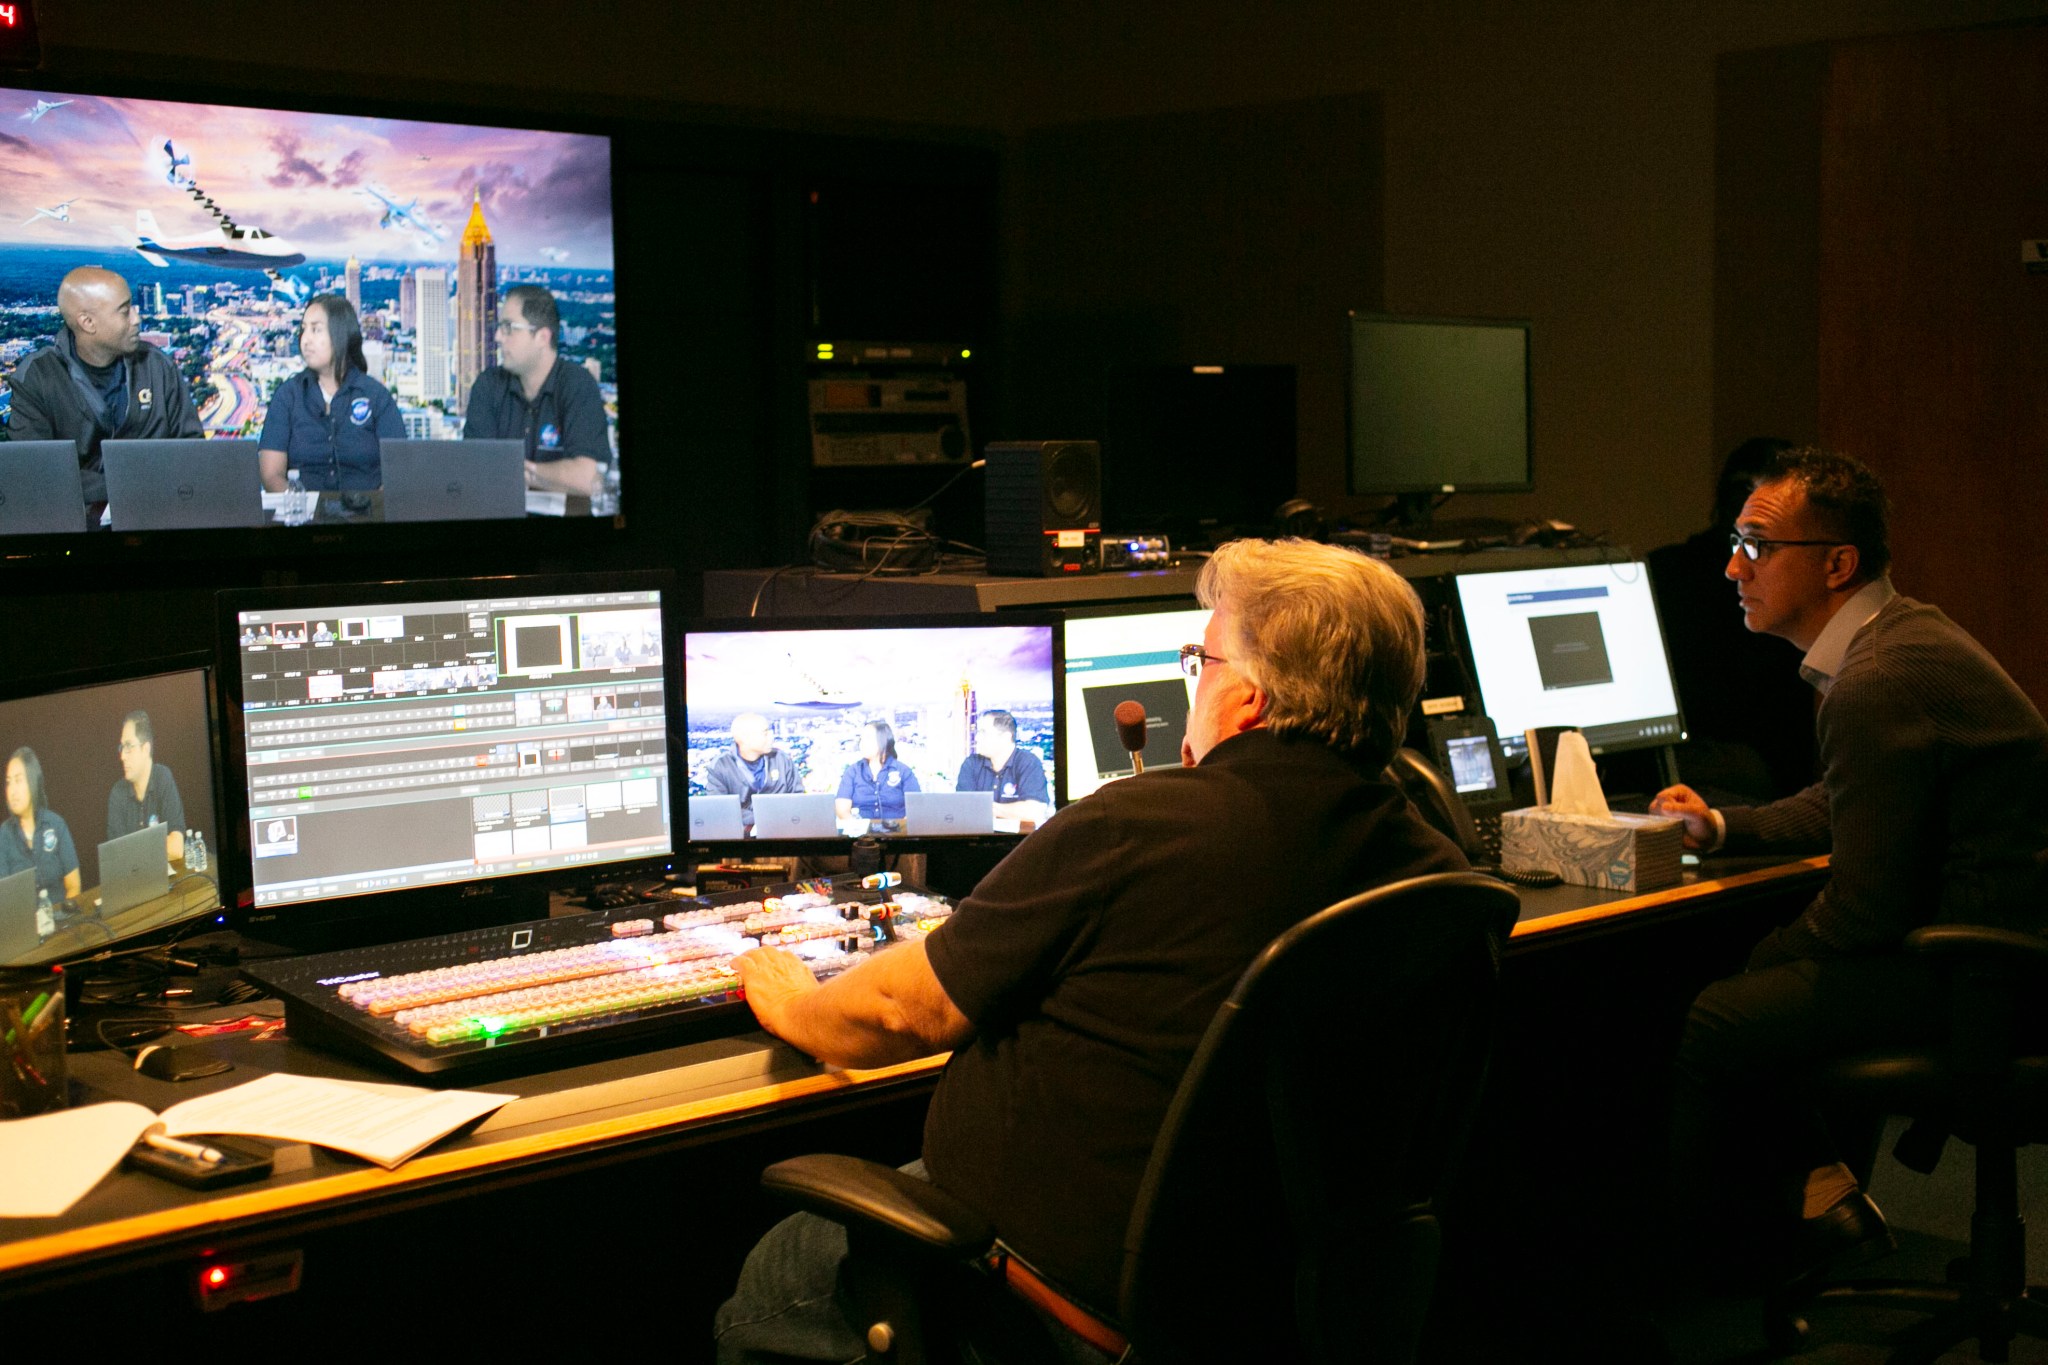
left=1059, top=601, right=1210, bottom=802
left=683, top=616, right=1060, bottom=844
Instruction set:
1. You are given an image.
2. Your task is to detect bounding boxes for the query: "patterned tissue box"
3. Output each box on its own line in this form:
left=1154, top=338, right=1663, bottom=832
left=1498, top=807, right=1686, bottom=893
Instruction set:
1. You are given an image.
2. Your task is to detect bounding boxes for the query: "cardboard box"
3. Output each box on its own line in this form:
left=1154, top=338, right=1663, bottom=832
left=1499, top=807, right=1685, bottom=893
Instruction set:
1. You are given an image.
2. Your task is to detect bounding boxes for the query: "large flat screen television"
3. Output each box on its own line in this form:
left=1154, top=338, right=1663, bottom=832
left=1059, top=599, right=1209, bottom=803
left=682, top=616, right=1060, bottom=848
left=218, top=573, right=673, bottom=950
left=1453, top=559, right=1685, bottom=759
left=0, top=656, right=224, bottom=967
left=0, top=80, right=619, bottom=555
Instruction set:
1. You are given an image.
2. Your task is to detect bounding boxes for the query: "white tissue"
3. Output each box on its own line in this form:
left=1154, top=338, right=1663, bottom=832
left=1547, top=730, right=1611, bottom=820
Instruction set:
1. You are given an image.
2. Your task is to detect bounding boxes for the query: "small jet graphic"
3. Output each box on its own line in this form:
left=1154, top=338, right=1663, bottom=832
left=19, top=199, right=74, bottom=227
left=162, top=138, right=191, bottom=186
left=135, top=208, right=305, bottom=270
left=20, top=99, right=72, bottom=124
left=772, top=655, right=860, bottom=712
left=538, top=247, right=570, bottom=263
left=270, top=273, right=311, bottom=306
left=360, top=184, right=446, bottom=244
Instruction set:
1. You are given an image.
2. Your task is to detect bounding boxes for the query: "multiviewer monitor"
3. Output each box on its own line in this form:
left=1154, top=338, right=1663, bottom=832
left=219, top=574, right=672, bottom=946
left=1347, top=313, right=1532, bottom=496
left=0, top=83, right=619, bottom=539
left=0, top=657, right=223, bottom=968
left=683, top=617, right=1059, bottom=845
left=1454, top=560, right=1685, bottom=758
left=1060, top=601, right=1210, bottom=803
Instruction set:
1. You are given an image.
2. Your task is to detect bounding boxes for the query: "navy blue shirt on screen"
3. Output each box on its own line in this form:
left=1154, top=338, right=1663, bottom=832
left=462, top=356, right=608, bottom=468
left=955, top=748, right=1050, bottom=805
left=0, top=811, right=78, bottom=901
left=258, top=368, right=404, bottom=491
left=837, top=757, right=921, bottom=821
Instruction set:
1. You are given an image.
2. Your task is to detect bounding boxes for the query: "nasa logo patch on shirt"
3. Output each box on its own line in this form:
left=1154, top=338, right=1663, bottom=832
left=1002, top=782, right=1016, bottom=798
left=148, top=814, right=161, bottom=826
left=539, top=423, right=560, bottom=450
left=138, top=388, right=153, bottom=407
left=349, top=397, right=372, bottom=426
left=41, top=827, right=55, bottom=853
left=886, top=770, right=901, bottom=787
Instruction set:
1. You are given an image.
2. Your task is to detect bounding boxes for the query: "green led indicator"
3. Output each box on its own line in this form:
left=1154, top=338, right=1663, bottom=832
left=478, top=1016, right=505, bottom=1036
left=298, top=787, right=313, bottom=799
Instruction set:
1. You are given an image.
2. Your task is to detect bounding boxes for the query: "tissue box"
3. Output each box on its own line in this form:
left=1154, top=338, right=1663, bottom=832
left=1499, top=807, right=1686, bottom=893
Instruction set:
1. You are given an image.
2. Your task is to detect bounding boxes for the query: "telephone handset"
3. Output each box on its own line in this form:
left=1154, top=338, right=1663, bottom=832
left=1425, top=714, right=1560, bottom=888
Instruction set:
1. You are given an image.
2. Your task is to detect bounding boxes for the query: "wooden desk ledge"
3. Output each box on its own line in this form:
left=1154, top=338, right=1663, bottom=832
left=0, top=1051, right=950, bottom=1277
left=1510, top=856, right=1830, bottom=938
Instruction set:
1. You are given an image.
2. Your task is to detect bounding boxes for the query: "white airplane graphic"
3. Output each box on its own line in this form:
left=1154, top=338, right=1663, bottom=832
left=360, top=184, right=446, bottom=245
left=19, top=199, right=74, bottom=227
left=20, top=99, right=71, bottom=123
left=135, top=208, right=306, bottom=270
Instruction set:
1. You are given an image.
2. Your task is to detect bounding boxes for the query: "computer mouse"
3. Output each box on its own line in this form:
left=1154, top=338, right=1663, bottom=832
left=134, top=1043, right=233, bottom=1082
left=341, top=491, right=374, bottom=515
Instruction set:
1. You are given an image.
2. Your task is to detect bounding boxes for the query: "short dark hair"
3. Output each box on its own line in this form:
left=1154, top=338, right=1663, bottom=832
left=1757, top=446, right=1891, bottom=579
left=8, top=746, right=46, bottom=816
left=123, top=710, right=153, bottom=747
left=981, top=710, right=1016, bottom=739
left=306, top=294, right=368, bottom=384
left=503, top=284, right=560, bottom=348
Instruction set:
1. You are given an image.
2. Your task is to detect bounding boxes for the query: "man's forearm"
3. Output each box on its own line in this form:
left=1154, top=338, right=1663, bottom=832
left=749, top=941, right=969, bottom=1070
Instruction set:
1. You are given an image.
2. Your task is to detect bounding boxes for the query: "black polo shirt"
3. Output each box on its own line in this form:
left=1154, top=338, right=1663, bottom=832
left=108, top=763, right=185, bottom=844
left=0, top=810, right=79, bottom=900
left=460, top=356, right=608, bottom=466
left=953, top=747, right=1049, bottom=804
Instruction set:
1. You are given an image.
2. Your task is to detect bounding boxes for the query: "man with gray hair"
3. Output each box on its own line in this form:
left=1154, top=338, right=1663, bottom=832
left=8, top=266, right=203, bottom=509
left=718, top=538, right=1466, bottom=1363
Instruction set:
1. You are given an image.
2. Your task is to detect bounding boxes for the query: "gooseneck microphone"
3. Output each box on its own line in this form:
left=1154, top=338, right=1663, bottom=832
left=1113, top=700, right=1149, bottom=776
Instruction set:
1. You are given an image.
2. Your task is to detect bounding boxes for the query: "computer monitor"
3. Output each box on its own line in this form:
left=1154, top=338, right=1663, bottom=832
left=1347, top=313, right=1532, bottom=518
left=1059, top=600, right=1211, bottom=803
left=682, top=616, right=1060, bottom=845
left=0, top=657, right=224, bottom=968
left=219, top=573, right=674, bottom=949
left=1452, top=560, right=1686, bottom=758
left=1101, top=364, right=1297, bottom=543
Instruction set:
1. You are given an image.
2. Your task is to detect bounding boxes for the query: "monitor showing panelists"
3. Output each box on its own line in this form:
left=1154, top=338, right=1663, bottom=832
left=0, top=85, right=619, bottom=533
left=683, top=620, right=1059, bottom=841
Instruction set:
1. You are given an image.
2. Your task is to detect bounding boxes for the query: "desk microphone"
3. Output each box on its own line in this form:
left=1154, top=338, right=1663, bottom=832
left=1113, top=700, right=1149, bottom=775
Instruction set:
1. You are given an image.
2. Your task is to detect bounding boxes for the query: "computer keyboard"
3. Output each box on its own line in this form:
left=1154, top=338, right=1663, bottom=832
left=243, top=874, right=953, bottom=1076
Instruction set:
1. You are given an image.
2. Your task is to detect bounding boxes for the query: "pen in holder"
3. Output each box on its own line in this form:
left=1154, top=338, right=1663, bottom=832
left=0, top=964, right=66, bottom=1118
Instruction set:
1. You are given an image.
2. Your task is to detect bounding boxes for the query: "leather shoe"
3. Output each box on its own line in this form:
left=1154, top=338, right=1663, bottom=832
left=1779, top=1190, right=1896, bottom=1288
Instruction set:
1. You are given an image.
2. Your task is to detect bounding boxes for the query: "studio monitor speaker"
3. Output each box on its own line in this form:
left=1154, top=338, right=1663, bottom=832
left=983, top=440, right=1102, bottom=576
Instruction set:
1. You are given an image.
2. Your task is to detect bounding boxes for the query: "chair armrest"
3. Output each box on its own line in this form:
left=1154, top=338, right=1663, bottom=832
left=1904, top=925, right=2048, bottom=966
left=763, top=1154, right=995, bottom=1259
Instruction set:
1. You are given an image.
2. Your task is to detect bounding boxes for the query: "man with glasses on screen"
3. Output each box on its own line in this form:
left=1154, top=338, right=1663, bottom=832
left=717, top=539, right=1465, bottom=1363
left=106, top=710, right=184, bottom=864
left=461, top=284, right=607, bottom=499
left=1650, top=447, right=2048, bottom=1286
left=953, top=709, right=1050, bottom=828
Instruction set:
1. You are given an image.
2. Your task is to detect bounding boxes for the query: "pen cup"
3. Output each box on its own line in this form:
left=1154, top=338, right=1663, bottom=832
left=0, top=965, right=66, bottom=1118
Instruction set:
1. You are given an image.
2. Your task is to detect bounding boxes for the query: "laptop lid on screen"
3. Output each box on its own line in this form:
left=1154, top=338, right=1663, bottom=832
left=904, top=790, right=996, bottom=836
left=749, top=793, right=838, bottom=840
left=0, top=868, right=39, bottom=964
left=0, top=441, right=88, bottom=534
left=103, top=439, right=263, bottom=531
left=96, top=824, right=170, bottom=916
left=380, top=440, right=525, bottom=522
left=688, top=794, right=745, bottom=842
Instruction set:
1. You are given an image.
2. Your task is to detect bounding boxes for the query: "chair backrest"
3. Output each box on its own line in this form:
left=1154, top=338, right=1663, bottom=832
left=1119, top=871, right=1516, bottom=1365
left=1386, top=747, right=1482, bottom=860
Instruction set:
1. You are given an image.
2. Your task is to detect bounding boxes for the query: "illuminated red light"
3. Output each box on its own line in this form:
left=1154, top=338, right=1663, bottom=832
left=204, top=1267, right=229, bottom=1288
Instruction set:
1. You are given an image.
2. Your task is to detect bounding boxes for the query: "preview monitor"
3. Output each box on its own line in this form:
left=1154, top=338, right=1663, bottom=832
left=1453, top=560, right=1685, bottom=758
left=683, top=617, right=1060, bottom=845
left=219, top=574, right=672, bottom=947
left=1347, top=313, right=1532, bottom=500
left=0, top=82, right=619, bottom=545
left=0, top=657, right=223, bottom=967
left=1060, top=600, right=1210, bottom=802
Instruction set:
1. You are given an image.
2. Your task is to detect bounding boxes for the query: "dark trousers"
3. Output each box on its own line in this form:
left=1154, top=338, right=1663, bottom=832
left=1671, top=950, right=1944, bottom=1254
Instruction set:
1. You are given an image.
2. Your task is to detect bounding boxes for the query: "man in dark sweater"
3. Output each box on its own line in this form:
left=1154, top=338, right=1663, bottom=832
left=716, top=539, right=1466, bottom=1362
left=1653, top=447, right=2048, bottom=1282
left=7, top=267, right=203, bottom=508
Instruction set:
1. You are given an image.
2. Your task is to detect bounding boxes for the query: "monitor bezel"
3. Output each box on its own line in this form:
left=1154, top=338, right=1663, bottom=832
left=1450, top=556, right=1689, bottom=760
left=1344, top=311, right=1535, bottom=497
left=681, top=611, right=1066, bottom=856
left=0, top=649, right=229, bottom=968
left=0, top=70, right=627, bottom=568
left=1055, top=595, right=1207, bottom=806
left=215, top=570, right=677, bottom=950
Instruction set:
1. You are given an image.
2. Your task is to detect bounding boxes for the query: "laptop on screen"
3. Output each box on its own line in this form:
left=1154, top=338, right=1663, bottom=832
left=687, top=794, right=746, bottom=842
left=750, top=793, right=838, bottom=839
left=103, top=439, right=263, bottom=531
left=381, top=440, right=526, bottom=522
left=97, top=824, right=170, bottom=916
left=904, top=791, right=996, bottom=836
left=0, top=441, right=88, bottom=534
left=0, top=868, right=39, bottom=963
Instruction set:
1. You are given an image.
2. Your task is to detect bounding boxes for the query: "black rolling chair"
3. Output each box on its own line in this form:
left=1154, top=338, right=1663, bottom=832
left=1385, top=748, right=1482, bottom=860
left=1770, top=924, right=2048, bottom=1363
left=759, top=871, right=1520, bottom=1364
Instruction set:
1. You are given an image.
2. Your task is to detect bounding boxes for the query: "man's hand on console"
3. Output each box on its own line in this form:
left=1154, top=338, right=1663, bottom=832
left=1651, top=783, right=1717, bottom=850
left=733, top=946, right=820, bottom=1039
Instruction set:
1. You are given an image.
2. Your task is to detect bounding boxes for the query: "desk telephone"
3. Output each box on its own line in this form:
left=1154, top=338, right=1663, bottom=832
left=1422, top=715, right=1560, bottom=888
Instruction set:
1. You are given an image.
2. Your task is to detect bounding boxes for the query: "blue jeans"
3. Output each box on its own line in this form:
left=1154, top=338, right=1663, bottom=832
left=714, top=1161, right=1117, bottom=1365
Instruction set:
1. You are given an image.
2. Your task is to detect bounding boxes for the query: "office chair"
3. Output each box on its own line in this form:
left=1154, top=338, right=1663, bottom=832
left=1768, top=924, right=2048, bottom=1363
left=1386, top=747, right=1481, bottom=858
left=760, top=871, right=1520, bottom=1364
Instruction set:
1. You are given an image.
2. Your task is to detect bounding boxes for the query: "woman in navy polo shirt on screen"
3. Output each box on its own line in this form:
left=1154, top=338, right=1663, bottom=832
left=258, top=294, right=403, bottom=492
left=835, top=720, right=921, bottom=826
